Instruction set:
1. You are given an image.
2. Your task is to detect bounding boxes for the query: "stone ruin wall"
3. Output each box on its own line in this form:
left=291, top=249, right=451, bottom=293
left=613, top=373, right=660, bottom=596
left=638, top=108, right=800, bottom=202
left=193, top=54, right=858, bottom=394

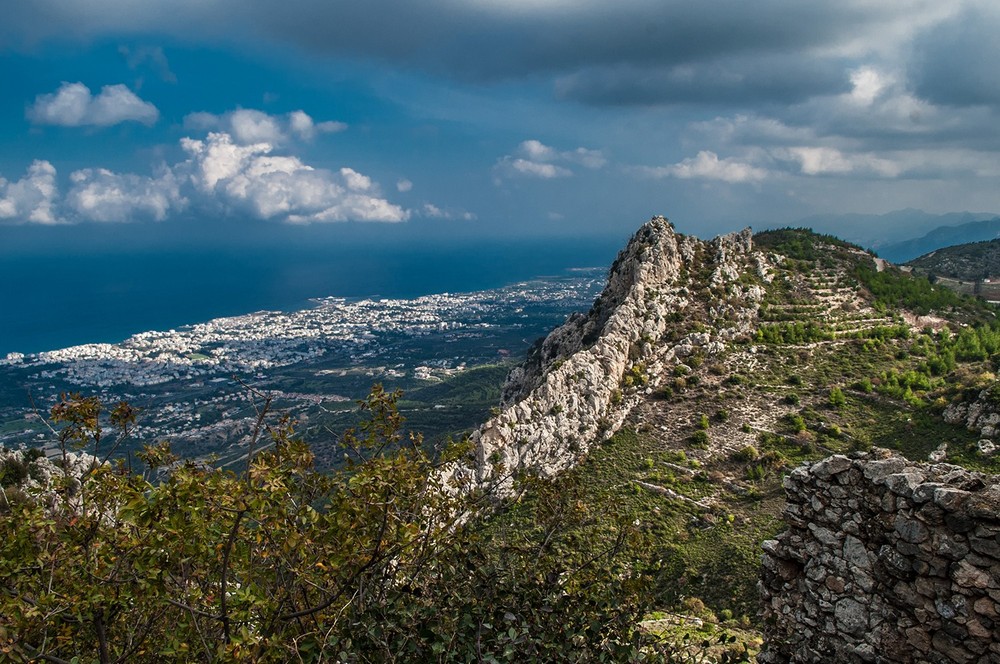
left=759, top=449, right=1000, bottom=663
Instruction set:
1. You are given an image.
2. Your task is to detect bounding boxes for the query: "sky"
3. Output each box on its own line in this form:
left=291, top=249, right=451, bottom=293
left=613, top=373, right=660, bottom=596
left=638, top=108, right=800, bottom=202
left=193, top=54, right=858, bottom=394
left=2, top=1, right=1000, bottom=244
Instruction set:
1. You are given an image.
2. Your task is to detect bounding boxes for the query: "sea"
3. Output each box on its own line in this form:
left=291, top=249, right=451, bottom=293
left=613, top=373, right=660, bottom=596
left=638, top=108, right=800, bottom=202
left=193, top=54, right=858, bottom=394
left=0, top=235, right=622, bottom=356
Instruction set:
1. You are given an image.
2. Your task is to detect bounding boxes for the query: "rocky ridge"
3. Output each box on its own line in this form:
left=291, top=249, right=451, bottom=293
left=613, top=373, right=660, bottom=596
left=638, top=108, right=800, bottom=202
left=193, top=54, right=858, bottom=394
left=447, top=216, right=765, bottom=493
left=0, top=446, right=99, bottom=512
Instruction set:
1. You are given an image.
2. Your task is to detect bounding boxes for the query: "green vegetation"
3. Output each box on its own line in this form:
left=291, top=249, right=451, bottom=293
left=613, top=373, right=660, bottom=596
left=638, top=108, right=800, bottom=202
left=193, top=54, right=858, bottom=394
left=752, top=228, right=858, bottom=262
left=689, top=430, right=710, bottom=449
left=10, top=223, right=1000, bottom=662
left=0, top=390, right=759, bottom=663
left=754, top=322, right=833, bottom=344
left=907, top=236, right=1000, bottom=282
left=828, top=387, right=846, bottom=409
left=851, top=264, right=977, bottom=316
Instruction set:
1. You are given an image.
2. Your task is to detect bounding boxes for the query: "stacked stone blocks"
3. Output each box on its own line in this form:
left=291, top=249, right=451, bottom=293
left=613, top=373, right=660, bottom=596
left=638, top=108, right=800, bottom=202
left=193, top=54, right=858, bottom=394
left=760, top=449, right=1000, bottom=663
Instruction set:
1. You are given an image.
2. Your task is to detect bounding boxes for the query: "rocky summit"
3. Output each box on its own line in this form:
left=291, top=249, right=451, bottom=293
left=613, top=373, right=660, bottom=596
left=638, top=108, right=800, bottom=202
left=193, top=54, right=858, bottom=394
left=447, top=216, right=763, bottom=493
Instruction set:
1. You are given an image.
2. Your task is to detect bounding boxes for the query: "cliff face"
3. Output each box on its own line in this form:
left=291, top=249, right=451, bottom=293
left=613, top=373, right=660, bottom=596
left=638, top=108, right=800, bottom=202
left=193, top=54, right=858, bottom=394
left=447, top=216, right=761, bottom=492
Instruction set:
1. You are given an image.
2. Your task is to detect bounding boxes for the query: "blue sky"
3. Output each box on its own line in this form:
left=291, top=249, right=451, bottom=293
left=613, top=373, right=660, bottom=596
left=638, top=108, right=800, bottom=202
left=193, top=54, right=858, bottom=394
left=3, top=1, right=1000, bottom=241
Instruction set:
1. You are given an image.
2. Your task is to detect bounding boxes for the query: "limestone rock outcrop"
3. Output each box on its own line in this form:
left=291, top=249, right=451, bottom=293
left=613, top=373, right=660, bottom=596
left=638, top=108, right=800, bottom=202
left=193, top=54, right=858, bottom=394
left=944, top=386, right=1000, bottom=441
left=446, top=216, right=761, bottom=494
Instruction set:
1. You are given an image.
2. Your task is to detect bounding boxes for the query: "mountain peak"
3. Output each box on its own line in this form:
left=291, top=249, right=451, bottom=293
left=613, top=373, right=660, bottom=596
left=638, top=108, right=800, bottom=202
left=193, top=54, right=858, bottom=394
left=445, top=217, right=763, bottom=492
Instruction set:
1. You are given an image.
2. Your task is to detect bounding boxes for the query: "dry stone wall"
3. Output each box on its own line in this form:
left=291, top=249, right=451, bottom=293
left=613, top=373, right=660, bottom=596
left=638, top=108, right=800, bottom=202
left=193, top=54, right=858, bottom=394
left=760, top=449, right=1000, bottom=663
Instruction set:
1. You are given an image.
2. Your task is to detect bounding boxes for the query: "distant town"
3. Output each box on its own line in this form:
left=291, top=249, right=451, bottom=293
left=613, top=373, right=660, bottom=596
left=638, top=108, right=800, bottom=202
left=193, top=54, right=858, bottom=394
left=0, top=271, right=605, bottom=466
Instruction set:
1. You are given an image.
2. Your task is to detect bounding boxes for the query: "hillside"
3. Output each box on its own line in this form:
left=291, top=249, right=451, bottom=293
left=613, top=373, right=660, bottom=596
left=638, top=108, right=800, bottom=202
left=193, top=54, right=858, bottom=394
left=4, top=217, right=1000, bottom=662
left=907, top=236, right=1000, bottom=282
left=788, top=209, right=998, bottom=251
left=454, top=221, right=998, bottom=496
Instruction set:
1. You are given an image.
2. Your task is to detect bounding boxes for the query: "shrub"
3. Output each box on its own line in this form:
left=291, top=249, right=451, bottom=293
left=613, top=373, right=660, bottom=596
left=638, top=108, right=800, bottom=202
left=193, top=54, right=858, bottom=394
left=0, top=388, right=658, bottom=663
left=853, top=378, right=874, bottom=393
left=653, top=386, right=674, bottom=400
left=689, top=430, right=710, bottom=449
left=731, top=445, right=760, bottom=463
left=784, top=413, right=807, bottom=433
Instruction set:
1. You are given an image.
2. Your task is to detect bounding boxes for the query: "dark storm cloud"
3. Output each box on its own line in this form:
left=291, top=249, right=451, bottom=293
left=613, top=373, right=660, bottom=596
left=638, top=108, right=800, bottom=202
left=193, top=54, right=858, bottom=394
left=252, top=0, right=857, bottom=82
left=554, top=56, right=850, bottom=107
left=0, top=1, right=948, bottom=105
left=910, top=5, right=1000, bottom=107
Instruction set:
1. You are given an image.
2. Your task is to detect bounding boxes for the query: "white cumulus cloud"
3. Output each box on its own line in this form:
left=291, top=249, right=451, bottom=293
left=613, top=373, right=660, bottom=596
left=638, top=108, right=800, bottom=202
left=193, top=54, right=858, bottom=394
left=229, top=109, right=287, bottom=145
left=508, top=159, right=573, bottom=179
left=184, top=109, right=346, bottom=146
left=494, top=139, right=605, bottom=181
left=566, top=147, right=608, bottom=169
left=519, top=139, right=558, bottom=162
left=66, top=167, right=185, bottom=222
left=288, top=110, right=347, bottom=140
left=27, top=82, right=159, bottom=127
left=178, top=132, right=408, bottom=223
left=1, top=118, right=403, bottom=225
left=848, top=66, right=888, bottom=106
left=778, top=146, right=902, bottom=177
left=0, top=160, right=60, bottom=224
left=639, top=151, right=769, bottom=183
left=419, top=203, right=476, bottom=220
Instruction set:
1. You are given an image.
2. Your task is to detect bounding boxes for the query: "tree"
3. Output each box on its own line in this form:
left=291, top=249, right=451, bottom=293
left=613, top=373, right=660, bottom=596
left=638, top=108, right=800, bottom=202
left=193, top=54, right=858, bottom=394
left=0, top=387, right=664, bottom=663
left=828, top=387, right=846, bottom=409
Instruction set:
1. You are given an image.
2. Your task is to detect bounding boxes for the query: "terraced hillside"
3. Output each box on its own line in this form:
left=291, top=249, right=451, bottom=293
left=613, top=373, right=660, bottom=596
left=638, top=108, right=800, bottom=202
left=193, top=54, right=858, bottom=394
left=906, top=236, right=1000, bottom=302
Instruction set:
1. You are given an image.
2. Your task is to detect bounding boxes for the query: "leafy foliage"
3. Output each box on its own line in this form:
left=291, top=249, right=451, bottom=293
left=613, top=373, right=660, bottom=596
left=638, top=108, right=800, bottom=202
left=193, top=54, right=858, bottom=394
left=754, top=322, right=833, bottom=344
left=0, top=387, right=696, bottom=663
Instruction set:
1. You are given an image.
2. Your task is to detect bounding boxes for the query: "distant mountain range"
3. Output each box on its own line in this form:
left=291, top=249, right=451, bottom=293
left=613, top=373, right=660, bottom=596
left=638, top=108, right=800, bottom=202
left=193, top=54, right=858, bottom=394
left=784, top=209, right=1000, bottom=258
left=878, top=218, right=1000, bottom=264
